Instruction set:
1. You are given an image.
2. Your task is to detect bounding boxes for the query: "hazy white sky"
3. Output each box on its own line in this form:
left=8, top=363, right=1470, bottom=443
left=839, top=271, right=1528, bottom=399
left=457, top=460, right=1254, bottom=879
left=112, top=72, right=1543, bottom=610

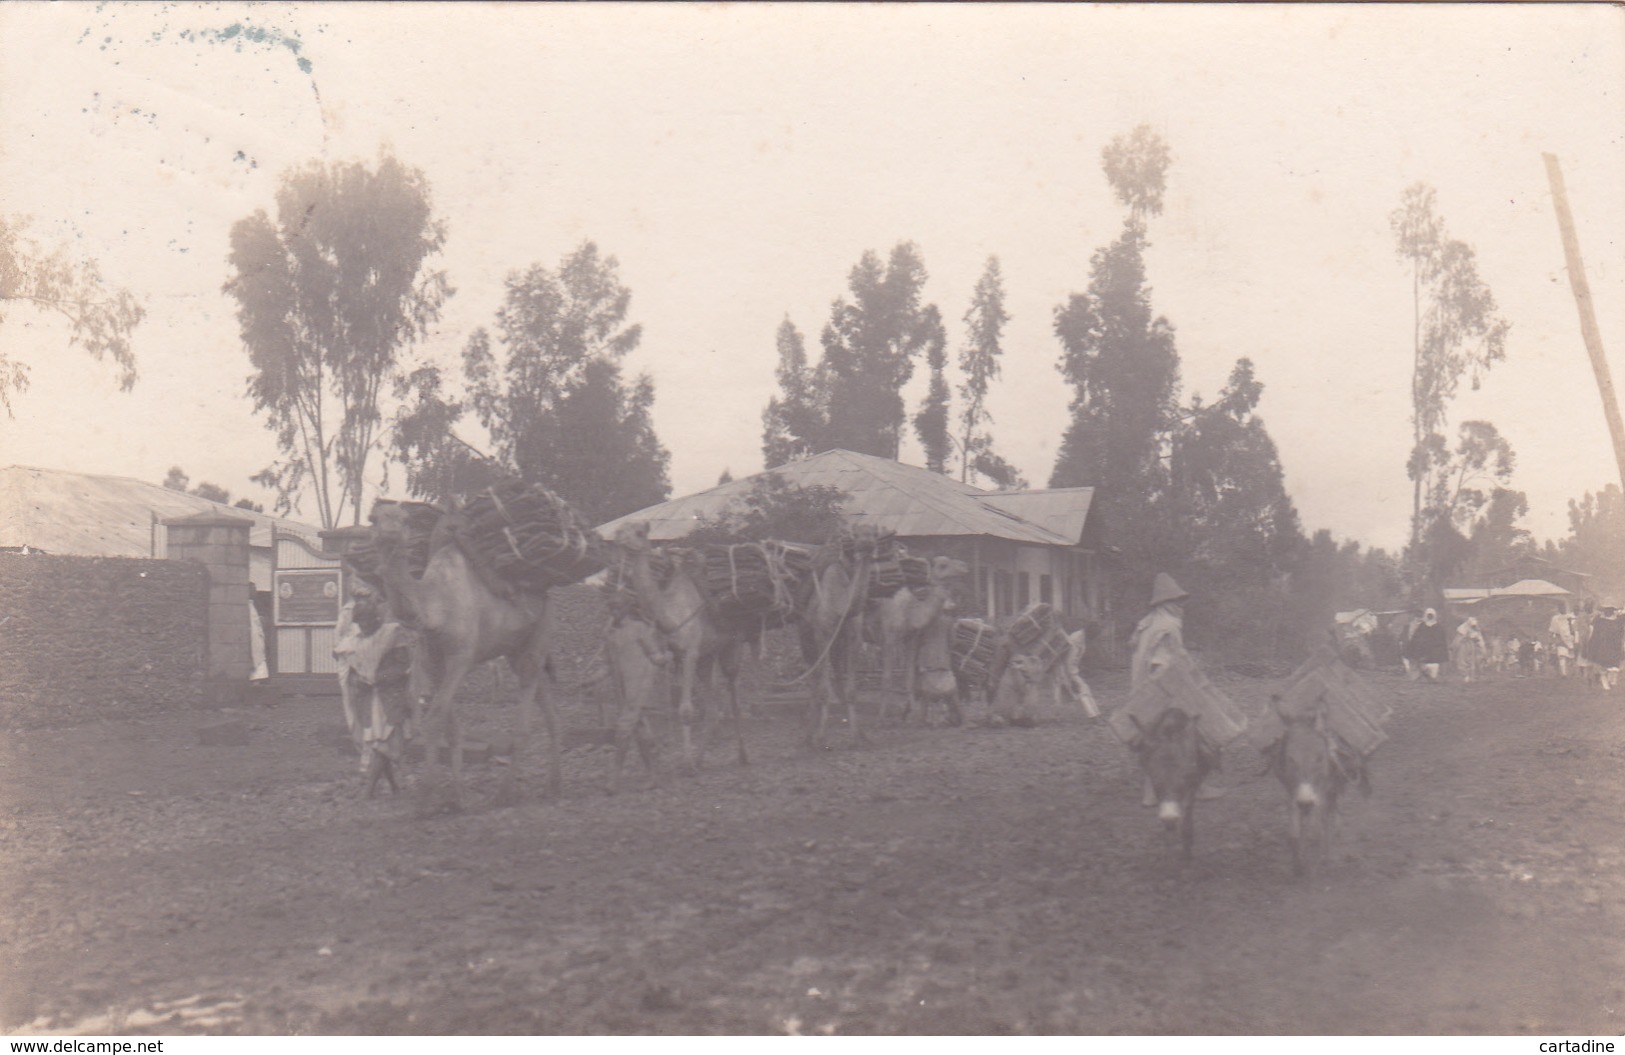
left=1, top=2, right=1621, bottom=550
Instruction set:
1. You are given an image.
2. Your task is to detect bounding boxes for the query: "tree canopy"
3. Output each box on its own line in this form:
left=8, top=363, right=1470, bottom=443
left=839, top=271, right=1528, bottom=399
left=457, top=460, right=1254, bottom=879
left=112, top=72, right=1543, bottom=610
left=956, top=256, right=1025, bottom=489
left=762, top=243, right=942, bottom=466
left=684, top=475, right=849, bottom=546
left=225, top=151, right=452, bottom=529
left=393, top=241, right=671, bottom=525
left=1390, top=182, right=1511, bottom=549
left=0, top=215, right=145, bottom=416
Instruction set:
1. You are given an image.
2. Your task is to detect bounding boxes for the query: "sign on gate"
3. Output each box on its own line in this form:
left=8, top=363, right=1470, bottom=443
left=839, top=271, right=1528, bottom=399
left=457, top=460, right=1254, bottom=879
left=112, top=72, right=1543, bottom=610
left=271, top=531, right=345, bottom=686
left=274, top=569, right=343, bottom=625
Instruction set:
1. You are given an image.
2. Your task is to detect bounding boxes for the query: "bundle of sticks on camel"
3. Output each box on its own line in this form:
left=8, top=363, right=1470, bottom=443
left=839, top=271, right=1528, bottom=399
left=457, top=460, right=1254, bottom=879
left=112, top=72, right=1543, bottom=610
left=950, top=617, right=999, bottom=683
left=458, top=479, right=606, bottom=591
left=690, top=539, right=813, bottom=624
left=867, top=535, right=929, bottom=599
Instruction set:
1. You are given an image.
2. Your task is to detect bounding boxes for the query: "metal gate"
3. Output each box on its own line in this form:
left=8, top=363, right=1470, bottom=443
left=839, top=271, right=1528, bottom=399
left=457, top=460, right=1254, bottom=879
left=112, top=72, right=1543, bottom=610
left=271, top=530, right=344, bottom=692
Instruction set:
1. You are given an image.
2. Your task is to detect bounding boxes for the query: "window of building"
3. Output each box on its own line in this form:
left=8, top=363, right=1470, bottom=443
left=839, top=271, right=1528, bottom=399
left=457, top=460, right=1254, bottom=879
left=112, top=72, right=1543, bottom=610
left=1017, top=572, right=1030, bottom=611
left=1040, top=573, right=1053, bottom=606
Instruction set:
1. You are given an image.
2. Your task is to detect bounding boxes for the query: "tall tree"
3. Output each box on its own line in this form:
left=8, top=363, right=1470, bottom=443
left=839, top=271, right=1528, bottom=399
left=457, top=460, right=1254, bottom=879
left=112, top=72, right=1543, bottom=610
left=819, top=242, right=939, bottom=459
left=393, top=242, right=671, bottom=525
left=225, top=151, right=451, bottom=529
left=911, top=305, right=951, bottom=473
left=1051, top=125, right=1183, bottom=638
left=957, top=256, right=1025, bottom=488
left=1409, top=419, right=1520, bottom=589
left=0, top=215, right=144, bottom=416
left=1390, top=183, right=1511, bottom=548
left=1561, top=484, right=1625, bottom=598
left=761, top=318, right=829, bottom=468
left=1170, top=358, right=1303, bottom=585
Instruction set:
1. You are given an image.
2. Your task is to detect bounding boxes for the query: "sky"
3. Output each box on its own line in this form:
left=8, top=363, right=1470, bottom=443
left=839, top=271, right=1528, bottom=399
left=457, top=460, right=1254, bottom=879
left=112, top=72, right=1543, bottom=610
left=1, top=2, right=1621, bottom=551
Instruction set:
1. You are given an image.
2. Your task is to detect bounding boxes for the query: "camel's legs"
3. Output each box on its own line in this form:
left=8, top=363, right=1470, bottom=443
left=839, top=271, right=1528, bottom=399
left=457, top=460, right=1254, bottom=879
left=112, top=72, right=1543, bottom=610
left=422, top=648, right=474, bottom=813
left=838, top=625, right=865, bottom=745
left=877, top=634, right=900, bottom=722
left=900, top=634, right=919, bottom=723
left=511, top=634, right=561, bottom=799
left=675, top=648, right=700, bottom=773
left=721, top=644, right=748, bottom=766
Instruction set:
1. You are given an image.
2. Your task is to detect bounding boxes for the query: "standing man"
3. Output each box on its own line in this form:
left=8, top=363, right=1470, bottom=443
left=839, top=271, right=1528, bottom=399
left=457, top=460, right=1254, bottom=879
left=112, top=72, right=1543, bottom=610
left=1128, top=573, right=1207, bottom=806
left=1405, top=608, right=1449, bottom=682
left=1131, top=573, right=1189, bottom=693
left=1451, top=616, right=1487, bottom=683
left=1548, top=605, right=1577, bottom=679
left=1584, top=603, right=1623, bottom=691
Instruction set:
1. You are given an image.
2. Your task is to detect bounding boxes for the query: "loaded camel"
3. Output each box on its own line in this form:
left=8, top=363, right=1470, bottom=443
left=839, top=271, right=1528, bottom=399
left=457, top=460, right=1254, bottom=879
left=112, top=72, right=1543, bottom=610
left=609, top=521, right=750, bottom=774
left=369, top=500, right=564, bottom=812
left=873, top=555, right=970, bottom=723
left=796, top=524, right=880, bottom=749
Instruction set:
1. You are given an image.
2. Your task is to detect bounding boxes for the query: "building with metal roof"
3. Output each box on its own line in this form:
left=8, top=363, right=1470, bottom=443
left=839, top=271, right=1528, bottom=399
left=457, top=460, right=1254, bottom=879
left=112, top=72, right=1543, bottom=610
left=597, top=449, right=1107, bottom=628
left=0, top=464, right=321, bottom=590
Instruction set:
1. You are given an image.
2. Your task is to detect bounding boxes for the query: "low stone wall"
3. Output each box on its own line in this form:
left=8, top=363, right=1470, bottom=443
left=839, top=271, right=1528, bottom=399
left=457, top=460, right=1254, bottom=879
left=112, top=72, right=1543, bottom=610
left=0, top=555, right=209, bottom=728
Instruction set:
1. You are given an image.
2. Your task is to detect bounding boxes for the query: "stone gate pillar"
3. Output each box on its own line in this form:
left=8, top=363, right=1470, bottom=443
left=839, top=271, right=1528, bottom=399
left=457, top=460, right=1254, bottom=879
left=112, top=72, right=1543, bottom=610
left=165, top=511, right=253, bottom=706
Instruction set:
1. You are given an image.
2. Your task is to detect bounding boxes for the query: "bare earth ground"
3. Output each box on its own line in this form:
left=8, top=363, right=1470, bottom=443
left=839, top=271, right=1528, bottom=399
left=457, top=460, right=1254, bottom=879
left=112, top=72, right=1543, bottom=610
left=2, top=667, right=1623, bottom=1035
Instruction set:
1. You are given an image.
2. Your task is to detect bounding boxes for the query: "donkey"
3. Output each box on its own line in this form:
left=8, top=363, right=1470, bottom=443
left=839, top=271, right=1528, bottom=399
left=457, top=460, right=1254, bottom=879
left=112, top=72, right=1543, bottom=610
left=1263, top=696, right=1370, bottom=875
left=1130, top=708, right=1219, bottom=863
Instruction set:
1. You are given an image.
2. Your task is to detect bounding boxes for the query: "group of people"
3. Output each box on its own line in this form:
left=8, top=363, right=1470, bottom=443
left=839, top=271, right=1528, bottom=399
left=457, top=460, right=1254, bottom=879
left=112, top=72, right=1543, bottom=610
left=1402, top=601, right=1624, bottom=690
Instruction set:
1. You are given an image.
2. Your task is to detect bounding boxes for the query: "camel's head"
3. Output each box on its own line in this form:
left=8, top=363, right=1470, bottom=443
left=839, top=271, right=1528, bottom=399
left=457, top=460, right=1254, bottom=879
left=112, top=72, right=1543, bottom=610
left=613, top=520, right=654, bottom=553
left=1009, top=652, right=1047, bottom=685
left=846, top=523, right=882, bottom=560
left=930, top=556, right=970, bottom=583
left=369, top=500, right=410, bottom=546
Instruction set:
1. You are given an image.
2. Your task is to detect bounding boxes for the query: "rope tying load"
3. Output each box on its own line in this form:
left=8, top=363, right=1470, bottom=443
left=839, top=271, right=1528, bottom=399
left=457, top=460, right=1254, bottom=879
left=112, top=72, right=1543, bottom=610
left=691, top=539, right=814, bottom=624
left=456, top=480, right=605, bottom=592
left=1008, top=602, right=1071, bottom=672
left=950, top=618, right=999, bottom=682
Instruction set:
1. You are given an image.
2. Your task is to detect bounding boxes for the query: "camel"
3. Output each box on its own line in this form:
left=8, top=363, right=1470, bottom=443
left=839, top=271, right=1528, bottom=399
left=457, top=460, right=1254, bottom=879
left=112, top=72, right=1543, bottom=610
left=609, top=521, right=750, bottom=774
left=796, top=525, right=880, bottom=749
left=370, top=502, right=562, bottom=812
left=991, top=630, right=1098, bottom=725
left=873, top=555, right=969, bottom=723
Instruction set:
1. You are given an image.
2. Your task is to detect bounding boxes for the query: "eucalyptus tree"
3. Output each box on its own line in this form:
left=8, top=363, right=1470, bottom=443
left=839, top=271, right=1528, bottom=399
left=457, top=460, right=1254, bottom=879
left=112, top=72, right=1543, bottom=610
left=225, top=151, right=451, bottom=528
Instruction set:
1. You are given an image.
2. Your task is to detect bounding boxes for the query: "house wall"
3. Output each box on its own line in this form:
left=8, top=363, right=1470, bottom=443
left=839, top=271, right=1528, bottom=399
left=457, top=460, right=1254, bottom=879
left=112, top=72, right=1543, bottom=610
left=0, top=554, right=209, bottom=727
left=899, top=535, right=1105, bottom=630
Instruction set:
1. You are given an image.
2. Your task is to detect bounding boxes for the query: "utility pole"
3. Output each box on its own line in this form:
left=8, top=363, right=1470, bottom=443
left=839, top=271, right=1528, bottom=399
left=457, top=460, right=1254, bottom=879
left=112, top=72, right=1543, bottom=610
left=1543, top=152, right=1625, bottom=492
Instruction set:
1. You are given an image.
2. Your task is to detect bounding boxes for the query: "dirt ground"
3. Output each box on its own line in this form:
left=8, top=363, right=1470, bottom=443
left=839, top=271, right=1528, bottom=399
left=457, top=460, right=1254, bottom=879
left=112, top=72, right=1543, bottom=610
left=2, top=665, right=1623, bottom=1036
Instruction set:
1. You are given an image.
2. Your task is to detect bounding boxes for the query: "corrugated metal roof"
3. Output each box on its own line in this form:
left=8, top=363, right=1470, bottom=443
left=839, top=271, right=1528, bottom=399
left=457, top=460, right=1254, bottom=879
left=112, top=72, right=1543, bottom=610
left=1444, top=580, right=1570, bottom=602
left=1497, top=579, right=1571, bottom=597
left=597, top=449, right=1084, bottom=546
left=978, top=488, right=1094, bottom=545
left=0, top=464, right=321, bottom=557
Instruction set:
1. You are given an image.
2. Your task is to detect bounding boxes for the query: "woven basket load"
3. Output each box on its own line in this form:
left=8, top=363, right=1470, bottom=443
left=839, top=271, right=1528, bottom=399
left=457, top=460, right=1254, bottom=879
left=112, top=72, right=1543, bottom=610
left=692, top=539, right=812, bottom=623
left=1109, top=653, right=1249, bottom=753
left=457, top=480, right=604, bottom=592
left=951, top=618, right=999, bottom=682
left=1254, top=644, right=1390, bottom=757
